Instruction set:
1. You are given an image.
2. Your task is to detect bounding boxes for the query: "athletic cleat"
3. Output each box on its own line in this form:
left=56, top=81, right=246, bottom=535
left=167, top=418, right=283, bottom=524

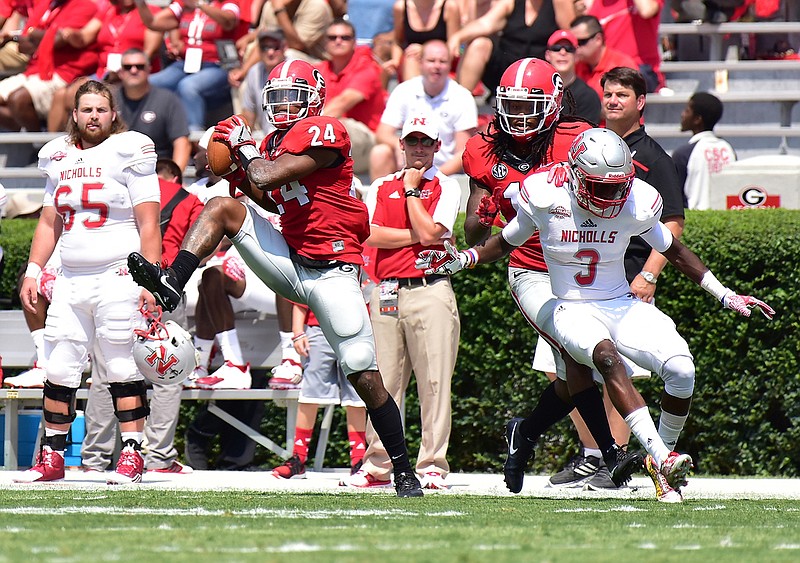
left=339, top=468, right=392, bottom=488
left=3, top=363, right=46, bottom=388
left=183, top=364, right=207, bottom=389
left=421, top=471, right=449, bottom=490
left=272, top=454, right=307, bottom=479
left=268, top=358, right=303, bottom=390
left=195, top=361, right=251, bottom=389
left=547, top=450, right=601, bottom=488
left=645, top=454, right=683, bottom=503
left=14, top=446, right=65, bottom=482
left=127, top=252, right=183, bottom=312
left=661, top=451, right=693, bottom=489
left=603, top=443, right=643, bottom=487
left=504, top=417, right=535, bottom=493
left=394, top=471, right=424, bottom=497
left=107, top=443, right=144, bottom=485
left=584, top=467, right=621, bottom=490
left=148, top=461, right=193, bottom=474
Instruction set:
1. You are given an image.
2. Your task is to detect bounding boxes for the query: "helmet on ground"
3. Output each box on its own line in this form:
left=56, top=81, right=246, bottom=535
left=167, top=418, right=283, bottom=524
left=495, top=58, right=563, bottom=141
left=568, top=128, right=634, bottom=219
left=133, top=307, right=198, bottom=385
left=262, top=59, right=326, bottom=129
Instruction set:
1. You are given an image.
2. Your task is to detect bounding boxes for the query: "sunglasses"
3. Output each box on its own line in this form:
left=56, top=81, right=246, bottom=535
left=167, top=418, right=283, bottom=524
left=547, top=43, right=576, bottom=54
left=576, top=32, right=599, bottom=47
left=403, top=135, right=436, bottom=147
left=260, top=42, right=281, bottom=51
left=327, top=34, right=354, bottom=42
left=121, top=63, right=147, bottom=71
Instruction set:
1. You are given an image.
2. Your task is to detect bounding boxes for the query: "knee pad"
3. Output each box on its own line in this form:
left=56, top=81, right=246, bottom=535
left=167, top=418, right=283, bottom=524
left=661, top=355, right=695, bottom=399
left=339, top=340, right=376, bottom=375
left=43, top=381, right=78, bottom=424
left=109, top=380, right=150, bottom=422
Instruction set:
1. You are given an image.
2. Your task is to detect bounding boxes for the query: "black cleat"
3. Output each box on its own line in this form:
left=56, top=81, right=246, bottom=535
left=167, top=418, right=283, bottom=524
left=603, top=444, right=643, bottom=487
left=127, top=252, right=183, bottom=312
left=394, top=471, right=424, bottom=498
left=504, top=417, right=535, bottom=494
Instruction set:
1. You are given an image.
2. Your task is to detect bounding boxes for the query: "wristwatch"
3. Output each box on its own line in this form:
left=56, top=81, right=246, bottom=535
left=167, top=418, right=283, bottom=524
left=640, top=271, right=658, bottom=285
left=404, top=188, right=421, bottom=198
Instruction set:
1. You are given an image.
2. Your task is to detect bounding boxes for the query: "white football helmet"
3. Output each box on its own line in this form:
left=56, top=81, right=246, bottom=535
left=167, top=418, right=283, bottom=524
left=133, top=308, right=198, bottom=385
left=568, top=128, right=634, bottom=219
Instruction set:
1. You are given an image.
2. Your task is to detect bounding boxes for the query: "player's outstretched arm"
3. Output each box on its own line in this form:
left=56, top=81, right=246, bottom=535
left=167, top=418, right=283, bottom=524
left=663, top=238, right=775, bottom=320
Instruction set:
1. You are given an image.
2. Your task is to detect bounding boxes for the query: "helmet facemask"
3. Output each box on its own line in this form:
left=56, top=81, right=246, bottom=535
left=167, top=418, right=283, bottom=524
left=262, top=79, right=320, bottom=130
left=496, top=89, right=559, bottom=141
left=573, top=167, right=633, bottom=218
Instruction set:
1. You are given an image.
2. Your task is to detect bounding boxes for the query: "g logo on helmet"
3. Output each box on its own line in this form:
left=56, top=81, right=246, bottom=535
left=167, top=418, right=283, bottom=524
left=133, top=308, right=198, bottom=385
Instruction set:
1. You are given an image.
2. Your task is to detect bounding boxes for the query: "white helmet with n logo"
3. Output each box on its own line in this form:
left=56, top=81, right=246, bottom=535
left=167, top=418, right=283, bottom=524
left=133, top=307, right=198, bottom=385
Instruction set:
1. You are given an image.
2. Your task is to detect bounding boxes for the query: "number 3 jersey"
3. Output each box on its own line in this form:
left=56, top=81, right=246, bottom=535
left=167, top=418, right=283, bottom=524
left=505, top=171, right=671, bottom=301
left=38, top=131, right=160, bottom=275
left=258, top=115, right=369, bottom=265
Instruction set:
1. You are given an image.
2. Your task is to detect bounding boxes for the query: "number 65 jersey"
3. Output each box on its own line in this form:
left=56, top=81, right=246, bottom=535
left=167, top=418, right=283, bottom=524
left=38, top=131, right=160, bottom=275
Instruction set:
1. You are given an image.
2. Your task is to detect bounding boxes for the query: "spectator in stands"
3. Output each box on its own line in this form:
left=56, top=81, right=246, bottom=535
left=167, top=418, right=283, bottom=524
left=544, top=29, right=601, bottom=124
left=82, top=158, right=204, bottom=475
left=315, top=18, right=386, bottom=175
left=271, top=302, right=368, bottom=479
left=345, top=112, right=461, bottom=491
left=0, top=0, right=32, bottom=74
left=0, top=0, right=98, bottom=133
left=45, top=0, right=163, bottom=132
left=672, top=92, right=736, bottom=210
left=371, top=30, right=397, bottom=90
left=134, top=0, right=240, bottom=133
left=251, top=0, right=333, bottom=63
left=241, top=27, right=286, bottom=134
left=114, top=49, right=192, bottom=172
left=369, top=39, right=476, bottom=181
left=447, top=0, right=574, bottom=93
left=388, top=0, right=461, bottom=81
left=570, top=14, right=638, bottom=100
left=585, top=0, right=665, bottom=93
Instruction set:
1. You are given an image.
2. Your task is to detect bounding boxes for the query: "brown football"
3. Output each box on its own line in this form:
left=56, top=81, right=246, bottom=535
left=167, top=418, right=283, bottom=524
left=206, top=114, right=250, bottom=177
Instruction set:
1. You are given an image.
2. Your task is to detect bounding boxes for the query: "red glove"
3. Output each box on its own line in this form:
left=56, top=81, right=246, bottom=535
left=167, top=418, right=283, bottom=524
left=222, top=254, right=246, bottom=282
left=723, top=293, right=775, bottom=319
left=39, top=266, right=57, bottom=303
left=212, top=115, right=257, bottom=155
left=476, top=194, right=499, bottom=227
left=547, top=163, right=569, bottom=187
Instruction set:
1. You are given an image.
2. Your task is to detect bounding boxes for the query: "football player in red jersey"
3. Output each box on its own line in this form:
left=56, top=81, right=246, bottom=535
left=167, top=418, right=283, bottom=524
left=461, top=57, right=630, bottom=492
left=127, top=59, right=423, bottom=497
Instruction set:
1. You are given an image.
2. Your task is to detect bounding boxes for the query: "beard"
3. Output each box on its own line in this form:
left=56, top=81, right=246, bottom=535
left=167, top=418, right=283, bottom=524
left=79, top=120, right=112, bottom=146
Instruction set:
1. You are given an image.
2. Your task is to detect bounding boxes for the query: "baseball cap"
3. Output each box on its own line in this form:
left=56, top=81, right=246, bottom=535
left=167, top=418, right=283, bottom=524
left=547, top=29, right=578, bottom=49
left=401, top=113, right=440, bottom=141
left=258, top=27, right=284, bottom=43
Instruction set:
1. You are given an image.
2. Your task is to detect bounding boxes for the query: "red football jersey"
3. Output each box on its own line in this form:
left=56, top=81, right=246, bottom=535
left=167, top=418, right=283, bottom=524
left=259, top=115, right=369, bottom=264
left=462, top=121, right=592, bottom=270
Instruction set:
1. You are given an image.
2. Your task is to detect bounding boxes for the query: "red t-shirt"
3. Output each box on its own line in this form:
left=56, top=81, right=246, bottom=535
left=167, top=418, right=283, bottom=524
left=576, top=46, right=639, bottom=100
left=315, top=46, right=386, bottom=131
left=369, top=173, right=448, bottom=279
left=158, top=179, right=204, bottom=266
left=259, top=115, right=369, bottom=264
left=462, top=121, right=592, bottom=270
left=25, top=0, right=99, bottom=82
left=168, top=0, right=240, bottom=63
left=94, top=3, right=160, bottom=77
left=0, top=0, right=32, bottom=18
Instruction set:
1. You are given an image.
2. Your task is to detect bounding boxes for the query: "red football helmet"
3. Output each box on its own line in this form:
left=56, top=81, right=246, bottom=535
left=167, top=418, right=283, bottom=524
left=261, top=59, right=326, bottom=130
left=568, top=128, right=634, bottom=219
left=495, top=58, right=564, bottom=141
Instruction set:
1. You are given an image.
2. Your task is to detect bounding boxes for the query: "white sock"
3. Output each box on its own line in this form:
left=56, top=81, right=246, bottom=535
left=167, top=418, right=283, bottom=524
left=658, top=410, right=688, bottom=452
left=217, top=329, right=244, bottom=365
left=584, top=447, right=603, bottom=464
left=624, top=407, right=671, bottom=467
left=121, top=432, right=143, bottom=446
left=31, top=328, right=46, bottom=366
left=194, top=337, right=215, bottom=369
left=279, top=331, right=293, bottom=350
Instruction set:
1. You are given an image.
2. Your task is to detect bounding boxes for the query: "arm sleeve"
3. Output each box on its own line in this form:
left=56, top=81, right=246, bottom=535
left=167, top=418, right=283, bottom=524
left=640, top=221, right=674, bottom=253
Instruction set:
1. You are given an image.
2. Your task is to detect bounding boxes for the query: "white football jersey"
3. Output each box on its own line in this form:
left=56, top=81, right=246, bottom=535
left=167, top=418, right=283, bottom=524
left=38, top=131, right=160, bottom=275
left=504, top=172, right=672, bottom=301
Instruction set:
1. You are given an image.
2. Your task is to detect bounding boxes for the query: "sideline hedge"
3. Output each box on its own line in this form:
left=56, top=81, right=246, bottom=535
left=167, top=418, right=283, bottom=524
left=1, top=210, right=796, bottom=475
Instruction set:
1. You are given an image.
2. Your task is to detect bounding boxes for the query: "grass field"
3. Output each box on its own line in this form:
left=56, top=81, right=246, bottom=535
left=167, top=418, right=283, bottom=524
left=1, top=489, right=799, bottom=562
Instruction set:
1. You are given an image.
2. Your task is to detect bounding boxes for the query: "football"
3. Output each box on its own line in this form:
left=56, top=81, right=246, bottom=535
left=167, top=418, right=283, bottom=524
left=206, top=114, right=250, bottom=177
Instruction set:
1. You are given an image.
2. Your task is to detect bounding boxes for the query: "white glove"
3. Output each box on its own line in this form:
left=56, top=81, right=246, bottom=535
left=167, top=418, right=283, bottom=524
left=723, top=292, right=775, bottom=319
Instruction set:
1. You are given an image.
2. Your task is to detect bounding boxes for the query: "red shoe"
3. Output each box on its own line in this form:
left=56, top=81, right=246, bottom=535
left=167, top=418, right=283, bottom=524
left=14, top=446, right=65, bottom=482
left=148, top=461, right=193, bottom=474
left=271, top=454, right=306, bottom=479
left=339, top=468, right=391, bottom=488
left=107, top=444, right=144, bottom=484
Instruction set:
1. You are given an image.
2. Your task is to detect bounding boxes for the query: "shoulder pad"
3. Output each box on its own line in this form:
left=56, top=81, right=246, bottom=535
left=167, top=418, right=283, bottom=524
left=520, top=170, right=560, bottom=209
left=628, top=179, right=664, bottom=221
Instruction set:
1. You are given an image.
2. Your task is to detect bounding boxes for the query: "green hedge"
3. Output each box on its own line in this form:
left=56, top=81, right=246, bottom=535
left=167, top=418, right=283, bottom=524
left=2, top=210, right=798, bottom=475
left=0, top=218, right=37, bottom=304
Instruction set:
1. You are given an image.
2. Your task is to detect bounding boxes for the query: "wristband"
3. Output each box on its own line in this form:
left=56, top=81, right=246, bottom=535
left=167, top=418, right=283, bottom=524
left=700, top=270, right=731, bottom=303
left=237, top=144, right=262, bottom=171
left=291, top=332, right=306, bottom=342
left=24, top=262, right=42, bottom=279
left=461, top=248, right=479, bottom=269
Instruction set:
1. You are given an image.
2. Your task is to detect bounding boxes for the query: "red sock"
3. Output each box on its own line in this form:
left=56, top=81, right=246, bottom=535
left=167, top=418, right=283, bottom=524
left=348, top=430, right=367, bottom=466
left=293, top=427, right=313, bottom=464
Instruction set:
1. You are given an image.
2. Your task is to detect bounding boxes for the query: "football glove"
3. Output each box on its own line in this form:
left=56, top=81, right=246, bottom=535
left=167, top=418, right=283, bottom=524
left=223, top=255, right=246, bottom=282
left=723, top=293, right=775, bottom=319
left=476, top=194, right=499, bottom=227
left=547, top=163, right=569, bottom=187
left=39, top=266, right=57, bottom=303
left=212, top=116, right=259, bottom=161
left=415, top=240, right=478, bottom=275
